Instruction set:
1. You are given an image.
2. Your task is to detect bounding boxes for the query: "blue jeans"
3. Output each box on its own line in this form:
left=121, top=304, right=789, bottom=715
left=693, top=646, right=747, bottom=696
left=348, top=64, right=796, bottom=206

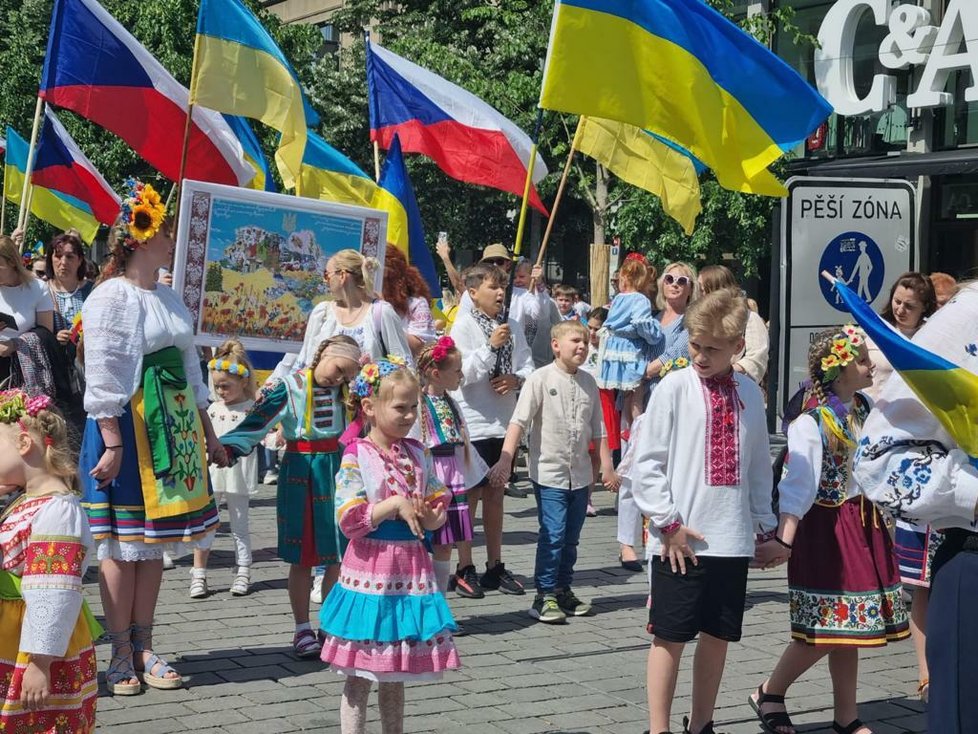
left=533, top=483, right=589, bottom=594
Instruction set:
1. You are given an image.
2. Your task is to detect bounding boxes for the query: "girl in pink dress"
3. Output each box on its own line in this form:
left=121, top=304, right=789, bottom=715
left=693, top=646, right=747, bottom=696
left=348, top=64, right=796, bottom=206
left=319, top=357, right=459, bottom=734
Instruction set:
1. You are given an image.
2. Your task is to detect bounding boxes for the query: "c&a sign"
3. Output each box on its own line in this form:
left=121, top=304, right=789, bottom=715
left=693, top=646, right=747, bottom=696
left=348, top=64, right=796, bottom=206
left=815, top=0, right=978, bottom=116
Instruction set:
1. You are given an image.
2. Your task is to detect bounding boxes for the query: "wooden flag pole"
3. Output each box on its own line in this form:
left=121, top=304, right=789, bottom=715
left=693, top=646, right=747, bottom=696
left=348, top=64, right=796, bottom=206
left=529, top=118, right=581, bottom=291
left=17, top=97, right=43, bottom=236
left=373, top=141, right=381, bottom=183
left=0, top=163, right=7, bottom=237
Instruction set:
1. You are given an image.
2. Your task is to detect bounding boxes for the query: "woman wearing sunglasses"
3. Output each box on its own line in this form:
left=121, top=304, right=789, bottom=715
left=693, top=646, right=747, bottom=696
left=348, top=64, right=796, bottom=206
left=618, top=261, right=699, bottom=572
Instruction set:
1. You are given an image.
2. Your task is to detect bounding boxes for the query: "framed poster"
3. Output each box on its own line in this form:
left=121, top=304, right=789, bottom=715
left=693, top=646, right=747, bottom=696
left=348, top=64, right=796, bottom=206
left=174, top=180, right=388, bottom=353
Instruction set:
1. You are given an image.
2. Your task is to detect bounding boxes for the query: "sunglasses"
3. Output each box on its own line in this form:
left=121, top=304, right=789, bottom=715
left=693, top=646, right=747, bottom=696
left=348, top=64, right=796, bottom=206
left=483, top=258, right=508, bottom=266
left=664, top=273, right=691, bottom=287
left=33, top=270, right=47, bottom=279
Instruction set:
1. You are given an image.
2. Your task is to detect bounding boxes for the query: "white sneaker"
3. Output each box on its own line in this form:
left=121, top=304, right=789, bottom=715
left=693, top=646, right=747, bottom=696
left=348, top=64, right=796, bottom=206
left=189, top=570, right=208, bottom=599
left=263, top=470, right=279, bottom=485
left=310, top=575, right=325, bottom=604
left=162, top=552, right=175, bottom=570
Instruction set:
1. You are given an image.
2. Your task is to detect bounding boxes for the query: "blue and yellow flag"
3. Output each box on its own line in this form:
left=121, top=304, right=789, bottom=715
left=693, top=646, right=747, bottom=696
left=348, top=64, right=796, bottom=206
left=379, top=135, right=440, bottom=299
left=833, top=277, right=978, bottom=461
left=297, top=130, right=409, bottom=255
left=223, top=114, right=275, bottom=192
left=540, top=0, right=832, bottom=196
left=192, top=0, right=315, bottom=190
left=573, top=116, right=701, bottom=234
left=4, top=126, right=101, bottom=242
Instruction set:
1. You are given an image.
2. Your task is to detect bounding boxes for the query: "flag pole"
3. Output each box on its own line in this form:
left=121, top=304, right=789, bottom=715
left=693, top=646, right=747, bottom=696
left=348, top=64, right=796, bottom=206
left=17, top=97, right=43, bottom=236
left=530, top=117, right=581, bottom=292
left=174, top=32, right=202, bottom=236
left=0, top=164, right=7, bottom=236
left=373, top=141, right=381, bottom=183
left=364, top=29, right=381, bottom=183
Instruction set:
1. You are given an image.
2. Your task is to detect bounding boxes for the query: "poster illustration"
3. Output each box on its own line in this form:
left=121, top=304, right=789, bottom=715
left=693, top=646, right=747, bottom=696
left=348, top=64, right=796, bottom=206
left=174, top=180, right=387, bottom=352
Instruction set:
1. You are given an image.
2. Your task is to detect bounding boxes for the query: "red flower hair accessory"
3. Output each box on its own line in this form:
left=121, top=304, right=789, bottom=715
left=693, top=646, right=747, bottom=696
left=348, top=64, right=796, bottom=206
left=624, top=252, right=648, bottom=266
left=431, top=336, right=455, bottom=363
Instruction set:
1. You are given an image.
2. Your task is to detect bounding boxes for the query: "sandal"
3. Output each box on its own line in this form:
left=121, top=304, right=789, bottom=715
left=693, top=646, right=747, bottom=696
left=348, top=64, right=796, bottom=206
left=131, top=623, right=183, bottom=689
left=293, top=628, right=322, bottom=658
left=104, top=628, right=142, bottom=696
left=832, top=720, right=870, bottom=734
left=748, top=683, right=795, bottom=734
left=917, top=678, right=929, bottom=703
left=230, top=567, right=250, bottom=596
left=683, top=716, right=726, bottom=734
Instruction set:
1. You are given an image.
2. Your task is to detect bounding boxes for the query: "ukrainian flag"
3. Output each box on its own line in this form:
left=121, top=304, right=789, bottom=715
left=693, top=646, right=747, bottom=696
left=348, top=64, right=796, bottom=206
left=833, top=278, right=978, bottom=460
left=573, top=116, right=701, bottom=235
left=379, top=134, right=441, bottom=298
left=3, top=126, right=100, bottom=242
left=298, top=130, right=409, bottom=255
left=191, top=0, right=311, bottom=190
left=223, top=114, right=275, bottom=192
left=540, top=0, right=832, bottom=196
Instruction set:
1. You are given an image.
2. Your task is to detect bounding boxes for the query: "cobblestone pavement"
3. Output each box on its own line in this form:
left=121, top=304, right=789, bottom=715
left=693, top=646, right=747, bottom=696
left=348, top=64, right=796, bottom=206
left=87, top=476, right=926, bottom=733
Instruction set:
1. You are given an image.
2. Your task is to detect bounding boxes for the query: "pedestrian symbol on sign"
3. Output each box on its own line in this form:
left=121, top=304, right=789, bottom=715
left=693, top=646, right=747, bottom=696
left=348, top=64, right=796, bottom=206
left=818, top=232, right=885, bottom=312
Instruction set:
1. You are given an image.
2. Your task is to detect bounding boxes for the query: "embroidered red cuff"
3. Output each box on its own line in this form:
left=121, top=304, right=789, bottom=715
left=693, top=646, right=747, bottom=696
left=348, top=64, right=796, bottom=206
left=658, top=520, right=682, bottom=536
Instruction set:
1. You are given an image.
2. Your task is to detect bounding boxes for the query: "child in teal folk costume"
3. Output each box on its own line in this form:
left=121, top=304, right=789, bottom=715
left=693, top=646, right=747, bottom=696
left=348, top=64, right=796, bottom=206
left=219, top=335, right=362, bottom=658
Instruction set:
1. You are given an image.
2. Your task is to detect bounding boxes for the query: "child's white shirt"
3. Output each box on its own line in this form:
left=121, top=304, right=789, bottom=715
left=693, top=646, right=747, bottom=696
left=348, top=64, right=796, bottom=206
left=208, top=399, right=259, bottom=496
left=630, top=368, right=777, bottom=558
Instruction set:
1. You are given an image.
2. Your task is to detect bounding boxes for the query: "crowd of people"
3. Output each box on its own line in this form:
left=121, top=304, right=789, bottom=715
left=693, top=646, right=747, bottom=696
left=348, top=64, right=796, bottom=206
left=1, top=181, right=976, bottom=734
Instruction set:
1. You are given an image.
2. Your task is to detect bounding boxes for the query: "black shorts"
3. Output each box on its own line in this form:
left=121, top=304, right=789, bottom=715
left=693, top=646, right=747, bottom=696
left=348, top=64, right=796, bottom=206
left=471, top=438, right=505, bottom=487
left=648, top=555, right=750, bottom=643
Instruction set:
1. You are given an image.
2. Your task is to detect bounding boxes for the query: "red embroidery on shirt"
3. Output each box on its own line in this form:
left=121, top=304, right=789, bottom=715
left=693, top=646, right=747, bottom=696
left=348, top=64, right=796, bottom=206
left=701, top=374, right=741, bottom=486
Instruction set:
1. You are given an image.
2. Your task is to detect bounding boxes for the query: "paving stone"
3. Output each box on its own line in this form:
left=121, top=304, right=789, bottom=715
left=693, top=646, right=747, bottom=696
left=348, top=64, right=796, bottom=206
left=86, top=480, right=921, bottom=732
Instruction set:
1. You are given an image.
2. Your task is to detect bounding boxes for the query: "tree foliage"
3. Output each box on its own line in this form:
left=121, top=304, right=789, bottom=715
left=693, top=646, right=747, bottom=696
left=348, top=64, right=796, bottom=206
left=0, top=0, right=813, bottom=278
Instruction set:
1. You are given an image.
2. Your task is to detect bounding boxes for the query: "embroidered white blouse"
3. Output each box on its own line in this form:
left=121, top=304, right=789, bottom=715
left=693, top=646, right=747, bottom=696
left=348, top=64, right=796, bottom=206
left=82, top=279, right=209, bottom=419
left=207, top=399, right=258, bottom=496
left=0, top=494, right=93, bottom=656
left=271, top=299, right=413, bottom=381
left=855, top=284, right=978, bottom=530
left=630, top=368, right=777, bottom=558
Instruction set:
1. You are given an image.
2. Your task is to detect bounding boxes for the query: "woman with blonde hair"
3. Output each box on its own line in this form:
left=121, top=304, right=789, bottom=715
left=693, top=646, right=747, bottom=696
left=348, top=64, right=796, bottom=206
left=0, top=235, right=55, bottom=385
left=271, top=248, right=412, bottom=380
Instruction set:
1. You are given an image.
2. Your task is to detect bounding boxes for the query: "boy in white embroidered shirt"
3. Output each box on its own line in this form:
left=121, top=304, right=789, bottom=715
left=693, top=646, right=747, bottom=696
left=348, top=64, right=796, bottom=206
left=630, top=288, right=784, bottom=734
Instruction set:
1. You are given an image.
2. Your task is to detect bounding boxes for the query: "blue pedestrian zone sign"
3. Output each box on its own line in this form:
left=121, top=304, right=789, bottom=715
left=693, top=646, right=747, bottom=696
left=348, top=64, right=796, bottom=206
left=817, top=232, right=885, bottom=312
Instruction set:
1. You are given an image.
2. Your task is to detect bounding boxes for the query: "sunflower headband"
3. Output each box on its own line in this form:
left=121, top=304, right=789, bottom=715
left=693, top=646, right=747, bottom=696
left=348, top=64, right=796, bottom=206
left=819, top=325, right=865, bottom=384
left=350, top=355, right=408, bottom=401
left=120, top=179, right=167, bottom=249
left=658, top=356, right=689, bottom=379
left=208, top=359, right=251, bottom=378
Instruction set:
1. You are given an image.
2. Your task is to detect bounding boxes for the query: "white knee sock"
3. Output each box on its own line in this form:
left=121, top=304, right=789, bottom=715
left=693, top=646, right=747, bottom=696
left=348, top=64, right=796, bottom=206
left=433, top=560, right=451, bottom=593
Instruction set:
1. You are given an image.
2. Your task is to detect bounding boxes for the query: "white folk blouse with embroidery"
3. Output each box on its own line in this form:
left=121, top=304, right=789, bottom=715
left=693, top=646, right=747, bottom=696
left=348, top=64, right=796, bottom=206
left=0, top=494, right=93, bottom=656
left=630, top=367, right=777, bottom=558
left=855, top=284, right=978, bottom=530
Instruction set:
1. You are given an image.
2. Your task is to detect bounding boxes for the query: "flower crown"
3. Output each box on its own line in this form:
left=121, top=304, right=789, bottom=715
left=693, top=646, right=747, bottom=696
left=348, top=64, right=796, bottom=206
left=350, top=355, right=408, bottom=402
left=208, top=358, right=251, bottom=378
left=22, top=240, right=44, bottom=268
left=431, top=336, right=456, bottom=364
left=658, top=356, right=689, bottom=379
left=120, top=179, right=167, bottom=248
left=0, top=390, right=52, bottom=423
left=819, top=325, right=865, bottom=384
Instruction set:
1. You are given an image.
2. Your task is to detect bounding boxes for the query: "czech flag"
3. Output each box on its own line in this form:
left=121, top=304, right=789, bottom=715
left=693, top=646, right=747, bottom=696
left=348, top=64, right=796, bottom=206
left=40, top=0, right=254, bottom=187
left=4, top=126, right=103, bottom=243
left=540, top=0, right=831, bottom=196
left=32, top=107, right=121, bottom=227
left=833, top=277, right=978, bottom=462
left=366, top=41, right=549, bottom=214
left=379, top=135, right=441, bottom=299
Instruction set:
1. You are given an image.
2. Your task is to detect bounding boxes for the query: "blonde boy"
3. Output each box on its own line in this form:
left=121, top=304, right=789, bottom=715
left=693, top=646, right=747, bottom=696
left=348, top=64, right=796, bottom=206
left=630, top=288, right=784, bottom=734
left=490, top=320, right=619, bottom=623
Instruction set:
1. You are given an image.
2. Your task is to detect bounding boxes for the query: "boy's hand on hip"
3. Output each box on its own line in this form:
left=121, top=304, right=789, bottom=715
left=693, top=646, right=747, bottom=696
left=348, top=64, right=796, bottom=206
left=661, top=525, right=704, bottom=575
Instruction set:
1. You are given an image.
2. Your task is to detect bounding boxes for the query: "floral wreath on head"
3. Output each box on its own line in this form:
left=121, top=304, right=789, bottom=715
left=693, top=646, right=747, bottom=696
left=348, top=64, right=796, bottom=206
left=208, top=358, right=250, bottom=378
left=22, top=240, right=44, bottom=268
left=819, top=324, right=865, bottom=384
left=0, top=390, right=55, bottom=445
left=430, top=336, right=455, bottom=364
left=119, top=178, right=167, bottom=250
left=349, top=355, right=408, bottom=406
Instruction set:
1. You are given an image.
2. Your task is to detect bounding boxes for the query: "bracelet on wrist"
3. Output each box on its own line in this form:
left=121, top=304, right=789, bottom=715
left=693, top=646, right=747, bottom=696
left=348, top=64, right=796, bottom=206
left=103, top=444, right=122, bottom=450
left=774, top=536, right=792, bottom=550
left=659, top=520, right=682, bottom=536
